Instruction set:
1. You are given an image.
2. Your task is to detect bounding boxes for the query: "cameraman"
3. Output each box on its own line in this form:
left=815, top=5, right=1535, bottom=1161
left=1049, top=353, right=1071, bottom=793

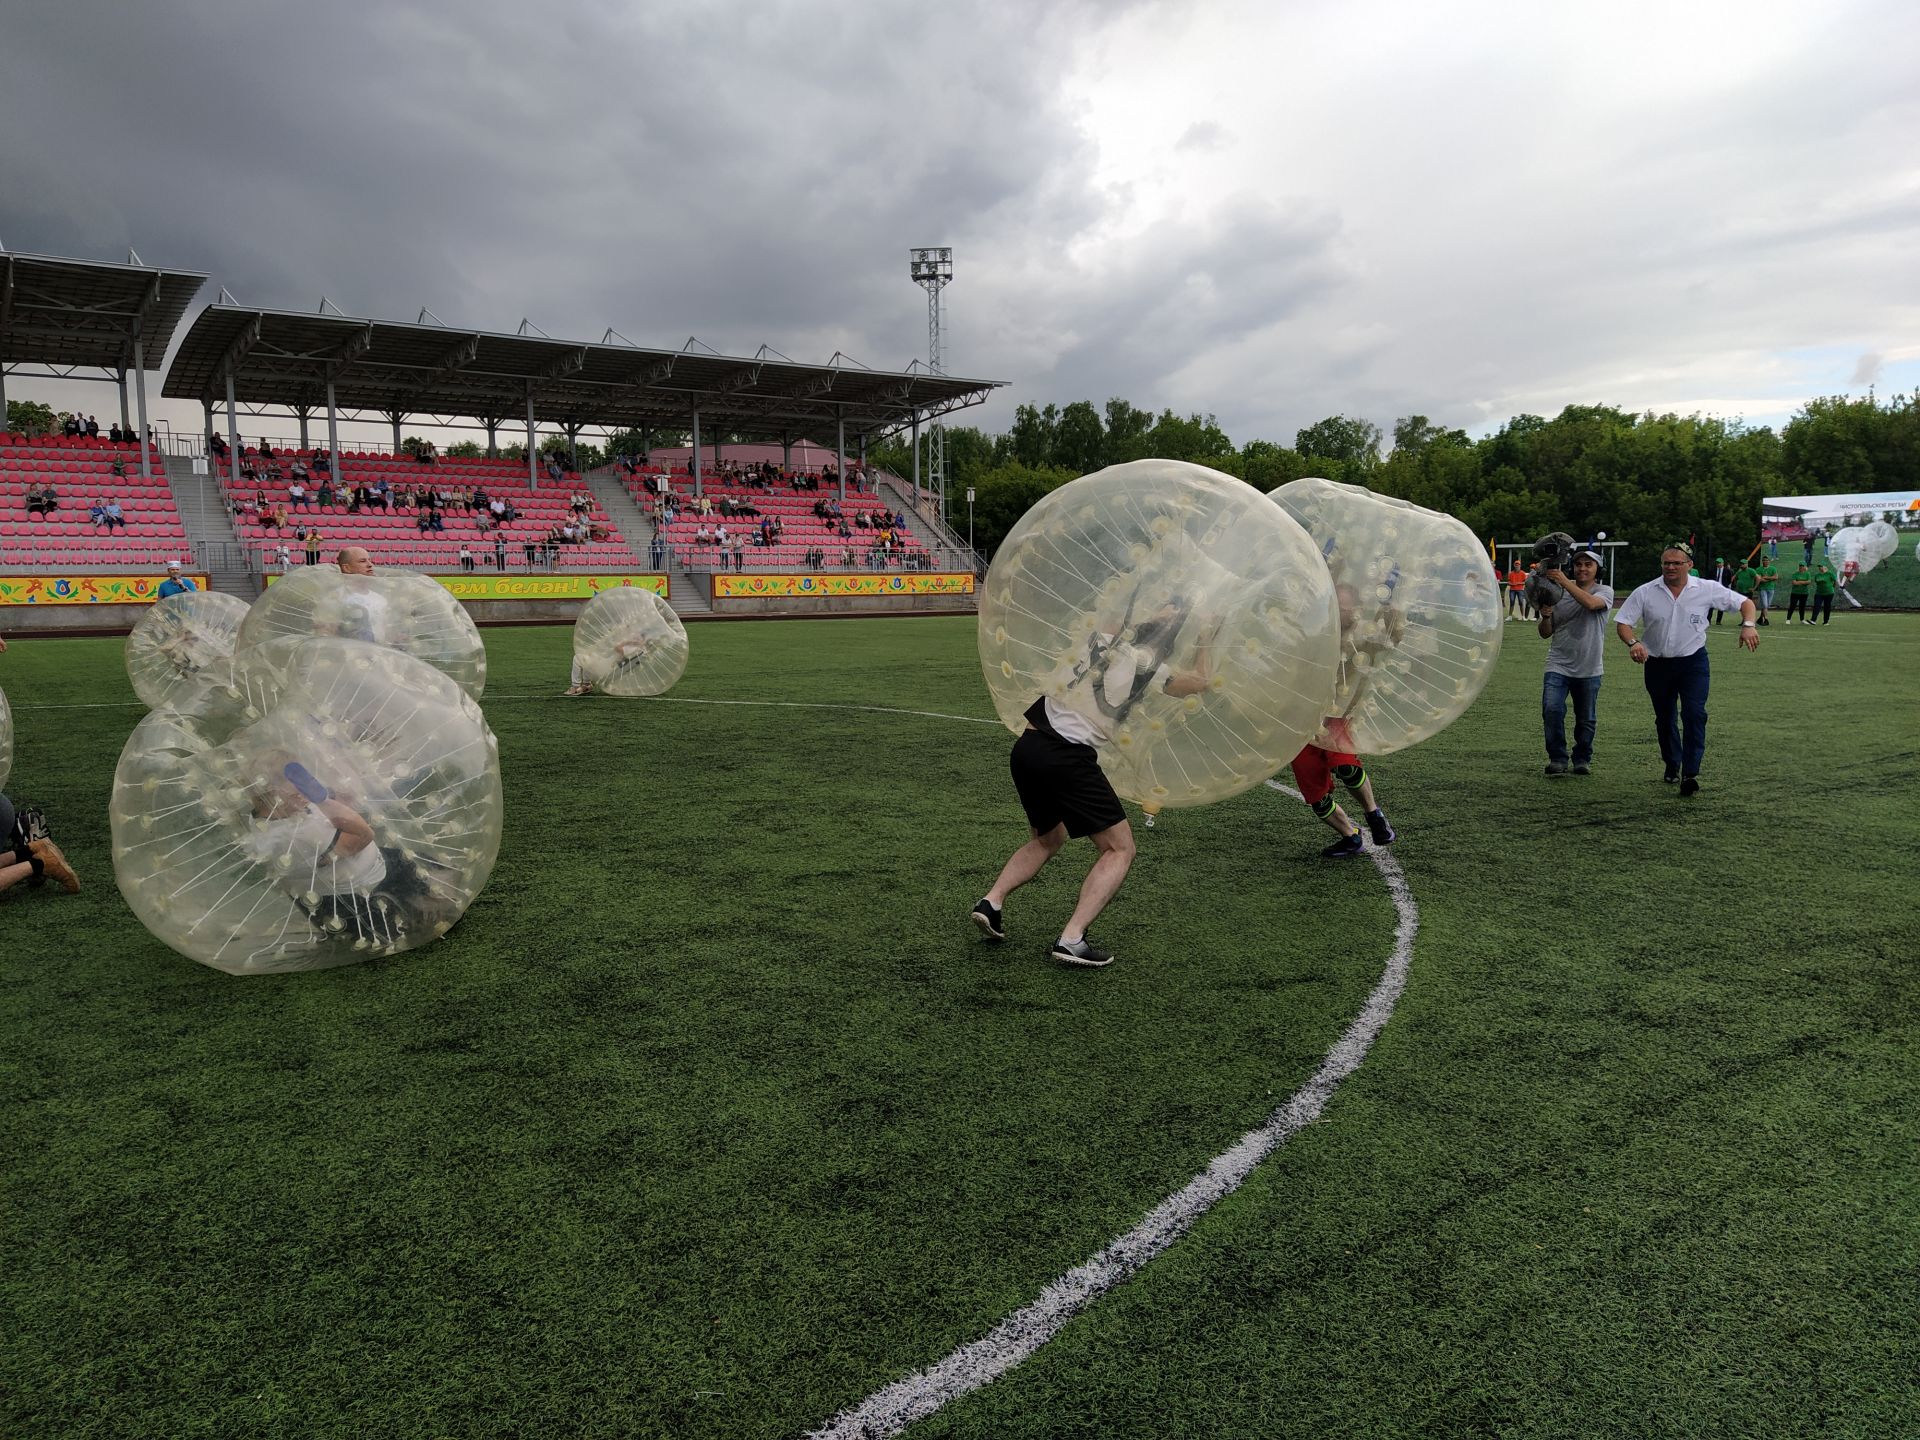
left=1535, top=548, right=1613, bottom=776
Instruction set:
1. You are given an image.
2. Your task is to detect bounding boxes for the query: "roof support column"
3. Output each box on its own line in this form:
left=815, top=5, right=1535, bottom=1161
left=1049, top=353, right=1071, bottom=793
left=836, top=412, right=846, bottom=505
left=118, top=369, right=132, bottom=433
left=714, top=431, right=724, bottom=472
left=133, top=332, right=152, bottom=484
left=691, top=409, right=702, bottom=497
left=911, top=416, right=920, bottom=493
left=325, top=379, right=340, bottom=473
left=782, top=434, right=792, bottom=474
left=484, top=417, right=498, bottom=458
left=202, top=399, right=214, bottom=458
left=526, top=385, right=538, bottom=490
left=386, top=410, right=403, bottom=454
left=857, top=433, right=866, bottom=492
left=225, top=369, right=242, bottom=498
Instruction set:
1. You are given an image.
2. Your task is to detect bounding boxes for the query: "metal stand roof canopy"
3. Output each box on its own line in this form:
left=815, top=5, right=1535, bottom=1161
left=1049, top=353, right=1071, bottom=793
left=162, top=305, right=1005, bottom=466
left=0, top=249, right=208, bottom=486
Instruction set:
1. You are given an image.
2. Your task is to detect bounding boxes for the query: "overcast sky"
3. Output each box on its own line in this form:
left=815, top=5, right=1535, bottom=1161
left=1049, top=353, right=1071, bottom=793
left=3, top=0, right=1916, bottom=450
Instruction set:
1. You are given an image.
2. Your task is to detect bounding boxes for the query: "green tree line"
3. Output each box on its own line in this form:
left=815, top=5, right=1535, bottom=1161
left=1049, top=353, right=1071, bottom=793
left=869, top=389, right=1919, bottom=576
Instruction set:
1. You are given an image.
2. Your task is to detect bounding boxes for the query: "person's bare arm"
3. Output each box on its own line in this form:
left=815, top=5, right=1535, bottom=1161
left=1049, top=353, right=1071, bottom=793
left=316, top=799, right=377, bottom=857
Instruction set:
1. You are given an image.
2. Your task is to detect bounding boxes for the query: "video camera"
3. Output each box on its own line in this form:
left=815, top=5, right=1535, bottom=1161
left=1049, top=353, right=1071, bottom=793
left=1525, top=531, right=1578, bottom=610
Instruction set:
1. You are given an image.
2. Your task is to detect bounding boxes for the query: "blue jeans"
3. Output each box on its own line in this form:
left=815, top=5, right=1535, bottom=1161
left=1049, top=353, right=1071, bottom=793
left=1643, top=650, right=1709, bottom=777
left=1543, top=672, right=1602, bottom=766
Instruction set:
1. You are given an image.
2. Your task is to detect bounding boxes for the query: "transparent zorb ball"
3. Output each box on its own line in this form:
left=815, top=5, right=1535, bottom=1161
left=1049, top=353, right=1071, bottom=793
left=572, top=587, right=689, bottom=696
left=0, top=684, right=11, bottom=791
left=125, top=590, right=250, bottom=711
left=234, top=566, right=486, bottom=700
left=1269, top=476, right=1504, bottom=756
left=111, top=638, right=502, bottom=975
left=979, top=459, right=1341, bottom=813
left=1856, top=520, right=1900, bottom=573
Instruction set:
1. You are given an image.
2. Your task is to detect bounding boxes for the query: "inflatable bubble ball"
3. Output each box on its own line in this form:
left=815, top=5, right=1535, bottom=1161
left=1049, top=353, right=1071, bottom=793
left=1268, top=476, right=1504, bottom=757
left=111, top=638, right=502, bottom=975
left=125, top=590, right=251, bottom=711
left=978, top=458, right=1342, bottom=813
left=0, top=684, right=11, bottom=792
left=1857, top=520, right=1900, bottom=572
left=234, top=566, right=486, bottom=700
left=572, top=587, right=689, bottom=697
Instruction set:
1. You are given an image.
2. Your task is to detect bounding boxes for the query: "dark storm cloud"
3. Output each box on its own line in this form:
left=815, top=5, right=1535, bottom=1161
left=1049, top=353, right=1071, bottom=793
left=0, top=0, right=1118, bottom=379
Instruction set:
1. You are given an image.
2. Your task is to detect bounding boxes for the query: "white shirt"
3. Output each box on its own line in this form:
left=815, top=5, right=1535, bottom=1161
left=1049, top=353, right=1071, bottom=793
left=241, top=806, right=386, bottom=896
left=1045, top=638, right=1173, bottom=746
left=1614, top=576, right=1747, bottom=658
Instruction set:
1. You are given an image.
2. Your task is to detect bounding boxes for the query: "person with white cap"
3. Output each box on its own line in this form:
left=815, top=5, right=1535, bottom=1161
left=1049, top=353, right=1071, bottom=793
left=1535, top=548, right=1613, bottom=776
left=157, top=561, right=198, bottom=599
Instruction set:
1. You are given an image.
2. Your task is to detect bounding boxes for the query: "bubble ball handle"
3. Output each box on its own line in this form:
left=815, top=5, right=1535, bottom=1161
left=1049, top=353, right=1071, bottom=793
left=283, top=762, right=330, bottom=804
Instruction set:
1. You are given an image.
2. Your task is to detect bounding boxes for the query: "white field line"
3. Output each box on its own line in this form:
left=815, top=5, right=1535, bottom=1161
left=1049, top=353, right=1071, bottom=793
left=805, top=775, right=1418, bottom=1440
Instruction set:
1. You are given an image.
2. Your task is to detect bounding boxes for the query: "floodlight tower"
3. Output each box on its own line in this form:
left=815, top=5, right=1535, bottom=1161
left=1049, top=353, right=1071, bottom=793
left=910, top=247, right=953, bottom=522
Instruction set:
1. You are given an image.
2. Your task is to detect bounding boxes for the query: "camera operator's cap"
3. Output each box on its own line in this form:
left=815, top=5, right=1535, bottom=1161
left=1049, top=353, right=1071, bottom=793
left=1575, top=549, right=1603, bottom=567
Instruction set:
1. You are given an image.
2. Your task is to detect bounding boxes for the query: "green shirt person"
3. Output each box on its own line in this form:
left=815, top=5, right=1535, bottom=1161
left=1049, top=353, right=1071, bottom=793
left=1790, top=565, right=1811, bottom=593
left=1813, top=563, right=1836, bottom=596
left=1759, top=562, right=1778, bottom=589
left=1733, top=565, right=1759, bottom=594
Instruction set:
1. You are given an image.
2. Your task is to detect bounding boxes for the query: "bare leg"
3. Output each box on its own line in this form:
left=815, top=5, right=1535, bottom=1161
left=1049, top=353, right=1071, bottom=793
left=1063, top=819, right=1136, bottom=941
left=1344, top=774, right=1379, bottom=812
left=986, top=824, right=1065, bottom=906
left=0, top=859, right=36, bottom=894
left=1318, top=803, right=1359, bottom=838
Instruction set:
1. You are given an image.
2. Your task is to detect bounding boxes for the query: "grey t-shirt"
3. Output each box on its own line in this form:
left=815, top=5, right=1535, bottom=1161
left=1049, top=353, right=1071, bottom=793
left=1545, top=582, right=1614, bottom=678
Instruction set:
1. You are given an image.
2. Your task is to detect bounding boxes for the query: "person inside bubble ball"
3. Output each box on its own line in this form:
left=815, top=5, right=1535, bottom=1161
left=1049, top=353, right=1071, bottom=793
left=562, top=632, right=654, bottom=697
left=1290, top=581, right=1399, bottom=859
left=971, top=593, right=1217, bottom=969
left=240, top=757, right=446, bottom=948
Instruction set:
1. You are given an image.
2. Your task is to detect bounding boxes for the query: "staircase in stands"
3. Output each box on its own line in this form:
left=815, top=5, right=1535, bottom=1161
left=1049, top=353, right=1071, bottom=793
left=585, top=467, right=711, bottom=616
left=166, top=456, right=257, bottom=600
left=873, top=473, right=982, bottom=576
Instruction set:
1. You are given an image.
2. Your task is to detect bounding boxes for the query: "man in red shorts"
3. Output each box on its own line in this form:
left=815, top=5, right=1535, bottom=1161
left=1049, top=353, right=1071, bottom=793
left=1290, top=740, right=1395, bottom=858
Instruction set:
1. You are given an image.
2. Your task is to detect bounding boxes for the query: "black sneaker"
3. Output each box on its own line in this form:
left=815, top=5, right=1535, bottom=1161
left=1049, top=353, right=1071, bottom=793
left=1663, top=766, right=1680, bottom=784
left=971, top=898, right=1006, bottom=942
left=1050, top=936, right=1114, bottom=968
left=1678, top=776, right=1700, bottom=797
left=1545, top=762, right=1569, bottom=777
left=1320, top=832, right=1366, bottom=859
left=1571, top=763, right=1591, bottom=775
left=1365, top=809, right=1396, bottom=846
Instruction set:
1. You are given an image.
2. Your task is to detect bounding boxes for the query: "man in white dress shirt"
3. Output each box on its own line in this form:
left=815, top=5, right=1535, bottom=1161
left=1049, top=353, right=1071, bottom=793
left=1613, top=546, right=1758, bottom=796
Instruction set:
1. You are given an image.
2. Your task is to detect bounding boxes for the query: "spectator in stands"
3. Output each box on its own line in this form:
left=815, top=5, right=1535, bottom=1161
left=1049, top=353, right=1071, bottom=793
left=263, top=504, right=287, bottom=530
left=110, top=422, right=125, bottom=444
left=62, top=415, right=79, bottom=437
left=158, top=561, right=198, bottom=599
left=374, top=478, right=392, bottom=510
left=290, top=479, right=309, bottom=510
left=276, top=541, right=291, bottom=572
left=89, top=502, right=109, bottom=527
left=317, top=477, right=335, bottom=509
left=649, top=534, right=666, bottom=569
left=209, top=432, right=229, bottom=459
left=731, top=538, right=746, bottom=572
left=259, top=439, right=275, bottom=460
left=459, top=545, right=475, bottom=572
left=715, top=523, right=730, bottom=550
left=239, top=456, right=259, bottom=482
left=494, top=535, right=508, bottom=570
left=25, top=483, right=50, bottom=516
left=102, top=499, right=125, bottom=530
left=417, top=442, right=437, bottom=466
left=856, top=510, right=870, bottom=530
left=312, top=448, right=331, bottom=475
left=111, top=458, right=127, bottom=479
left=416, top=509, right=434, bottom=534
left=304, top=529, right=324, bottom=566
left=86, top=415, right=100, bottom=438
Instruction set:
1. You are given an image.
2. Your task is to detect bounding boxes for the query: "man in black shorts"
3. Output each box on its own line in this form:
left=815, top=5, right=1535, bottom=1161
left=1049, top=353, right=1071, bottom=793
left=972, top=597, right=1214, bottom=968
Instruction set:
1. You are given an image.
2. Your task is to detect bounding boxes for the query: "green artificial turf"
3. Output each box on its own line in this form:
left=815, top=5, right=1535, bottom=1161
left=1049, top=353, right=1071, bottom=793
left=2, top=611, right=1915, bottom=1439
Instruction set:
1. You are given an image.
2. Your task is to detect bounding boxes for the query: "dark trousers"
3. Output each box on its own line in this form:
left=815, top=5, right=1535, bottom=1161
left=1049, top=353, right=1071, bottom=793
left=1644, top=650, right=1709, bottom=778
left=1542, top=672, right=1602, bottom=767
left=1787, top=593, right=1808, bottom=620
left=1811, top=593, right=1833, bottom=623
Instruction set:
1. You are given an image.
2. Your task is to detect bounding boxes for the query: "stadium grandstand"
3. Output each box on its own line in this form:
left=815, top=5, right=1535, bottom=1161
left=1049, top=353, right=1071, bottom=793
left=1, top=251, right=205, bottom=572
left=2, top=246, right=1004, bottom=623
